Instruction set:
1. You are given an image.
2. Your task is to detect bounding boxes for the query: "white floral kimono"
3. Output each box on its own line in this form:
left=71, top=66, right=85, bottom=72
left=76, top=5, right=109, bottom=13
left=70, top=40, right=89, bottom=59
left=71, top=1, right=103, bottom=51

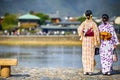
left=98, top=22, right=119, bottom=73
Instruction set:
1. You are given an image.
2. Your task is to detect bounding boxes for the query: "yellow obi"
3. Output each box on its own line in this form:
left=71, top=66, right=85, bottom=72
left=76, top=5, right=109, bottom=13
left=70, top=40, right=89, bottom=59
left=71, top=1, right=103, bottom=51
left=100, top=32, right=112, bottom=40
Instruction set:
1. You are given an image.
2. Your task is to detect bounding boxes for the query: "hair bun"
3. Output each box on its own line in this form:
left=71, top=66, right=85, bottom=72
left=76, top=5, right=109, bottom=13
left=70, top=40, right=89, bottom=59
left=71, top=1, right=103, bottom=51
left=85, top=10, right=92, bottom=17
left=102, top=14, right=109, bottom=21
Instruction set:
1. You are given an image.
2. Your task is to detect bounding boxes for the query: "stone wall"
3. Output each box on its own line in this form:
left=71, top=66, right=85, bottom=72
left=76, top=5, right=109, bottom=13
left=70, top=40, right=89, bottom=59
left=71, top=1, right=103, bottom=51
left=0, top=35, right=80, bottom=41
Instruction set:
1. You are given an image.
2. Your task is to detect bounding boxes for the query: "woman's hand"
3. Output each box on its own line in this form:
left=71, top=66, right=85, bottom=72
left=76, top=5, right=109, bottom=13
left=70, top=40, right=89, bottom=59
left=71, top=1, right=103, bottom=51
left=94, top=41, right=100, bottom=47
left=80, top=36, right=83, bottom=41
left=114, top=45, right=117, bottom=49
left=94, top=41, right=98, bottom=47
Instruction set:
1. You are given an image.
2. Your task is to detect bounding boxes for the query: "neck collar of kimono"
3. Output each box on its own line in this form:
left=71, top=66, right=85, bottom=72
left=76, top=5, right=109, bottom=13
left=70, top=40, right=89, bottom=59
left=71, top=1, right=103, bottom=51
left=86, top=19, right=92, bottom=22
left=102, top=21, right=109, bottom=25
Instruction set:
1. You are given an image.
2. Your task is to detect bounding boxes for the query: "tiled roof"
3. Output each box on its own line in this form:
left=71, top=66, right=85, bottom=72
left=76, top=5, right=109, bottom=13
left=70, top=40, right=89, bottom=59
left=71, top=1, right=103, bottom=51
left=55, top=21, right=81, bottom=25
left=18, top=13, right=40, bottom=20
left=41, top=25, right=78, bottom=29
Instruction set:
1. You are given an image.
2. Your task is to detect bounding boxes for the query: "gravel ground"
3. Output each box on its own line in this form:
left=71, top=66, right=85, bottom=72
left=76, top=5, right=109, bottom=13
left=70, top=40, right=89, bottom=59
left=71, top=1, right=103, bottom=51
left=0, top=66, right=120, bottom=80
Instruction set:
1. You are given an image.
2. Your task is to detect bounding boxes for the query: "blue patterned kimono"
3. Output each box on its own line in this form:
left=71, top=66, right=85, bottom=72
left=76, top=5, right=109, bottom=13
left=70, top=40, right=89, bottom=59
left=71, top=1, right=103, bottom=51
left=98, top=22, right=119, bottom=73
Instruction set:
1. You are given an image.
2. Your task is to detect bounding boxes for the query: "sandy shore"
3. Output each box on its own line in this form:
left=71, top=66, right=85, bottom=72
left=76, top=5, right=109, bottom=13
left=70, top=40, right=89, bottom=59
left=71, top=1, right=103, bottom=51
left=0, top=66, right=120, bottom=80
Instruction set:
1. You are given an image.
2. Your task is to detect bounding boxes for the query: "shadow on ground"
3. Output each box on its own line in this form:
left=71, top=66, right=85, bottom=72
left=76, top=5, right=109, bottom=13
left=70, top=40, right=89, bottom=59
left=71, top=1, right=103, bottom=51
left=11, top=73, right=30, bottom=77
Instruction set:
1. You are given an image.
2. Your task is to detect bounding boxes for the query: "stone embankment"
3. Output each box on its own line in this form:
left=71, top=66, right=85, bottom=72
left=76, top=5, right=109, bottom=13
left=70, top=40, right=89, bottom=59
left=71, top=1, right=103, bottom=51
left=0, top=35, right=81, bottom=46
left=0, top=35, right=80, bottom=41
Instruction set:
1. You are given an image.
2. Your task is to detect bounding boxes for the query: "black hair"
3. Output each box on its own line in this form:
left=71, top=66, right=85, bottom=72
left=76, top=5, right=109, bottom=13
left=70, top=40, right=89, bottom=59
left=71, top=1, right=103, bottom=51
left=102, top=14, right=109, bottom=21
left=85, top=10, right=92, bottom=19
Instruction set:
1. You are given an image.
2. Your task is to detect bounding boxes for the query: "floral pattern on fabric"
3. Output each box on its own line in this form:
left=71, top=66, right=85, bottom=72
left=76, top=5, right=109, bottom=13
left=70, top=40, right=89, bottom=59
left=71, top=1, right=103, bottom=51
left=98, top=22, right=119, bottom=73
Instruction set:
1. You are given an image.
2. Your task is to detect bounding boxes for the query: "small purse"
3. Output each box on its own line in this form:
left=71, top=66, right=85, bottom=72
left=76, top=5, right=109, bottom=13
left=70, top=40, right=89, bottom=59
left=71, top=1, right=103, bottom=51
left=95, top=47, right=99, bottom=55
left=94, top=59, right=96, bottom=66
left=113, top=50, right=118, bottom=62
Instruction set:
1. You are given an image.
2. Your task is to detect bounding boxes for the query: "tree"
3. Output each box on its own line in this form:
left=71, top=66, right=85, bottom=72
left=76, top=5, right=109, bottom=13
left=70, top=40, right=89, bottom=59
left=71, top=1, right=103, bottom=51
left=35, top=13, right=50, bottom=25
left=4, top=12, right=10, bottom=17
left=77, top=16, right=86, bottom=23
left=2, top=14, right=18, bottom=32
left=29, top=10, right=34, bottom=15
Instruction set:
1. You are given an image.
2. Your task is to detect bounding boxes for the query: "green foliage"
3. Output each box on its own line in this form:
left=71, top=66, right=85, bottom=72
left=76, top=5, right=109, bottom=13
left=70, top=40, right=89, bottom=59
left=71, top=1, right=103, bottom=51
left=2, top=14, right=18, bottom=32
left=35, top=13, right=50, bottom=25
left=4, top=12, right=10, bottom=17
left=29, top=10, right=34, bottom=14
left=93, top=19, right=100, bottom=26
left=115, top=24, right=120, bottom=27
left=28, top=30, right=37, bottom=34
left=77, top=16, right=86, bottom=23
left=77, top=16, right=100, bottom=26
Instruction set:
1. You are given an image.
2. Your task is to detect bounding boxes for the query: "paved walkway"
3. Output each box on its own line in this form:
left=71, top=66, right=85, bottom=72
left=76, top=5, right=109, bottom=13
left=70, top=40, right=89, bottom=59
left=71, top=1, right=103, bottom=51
left=0, top=67, right=120, bottom=80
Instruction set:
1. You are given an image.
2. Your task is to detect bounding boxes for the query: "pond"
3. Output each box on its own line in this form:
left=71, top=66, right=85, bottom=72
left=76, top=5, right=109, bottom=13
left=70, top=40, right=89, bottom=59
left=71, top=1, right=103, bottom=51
left=0, top=45, right=120, bottom=69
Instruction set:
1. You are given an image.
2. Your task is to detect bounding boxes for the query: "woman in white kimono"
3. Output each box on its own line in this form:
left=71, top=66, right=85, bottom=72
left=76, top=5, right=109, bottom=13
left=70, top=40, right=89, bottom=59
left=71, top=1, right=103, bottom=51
left=98, top=14, right=119, bottom=75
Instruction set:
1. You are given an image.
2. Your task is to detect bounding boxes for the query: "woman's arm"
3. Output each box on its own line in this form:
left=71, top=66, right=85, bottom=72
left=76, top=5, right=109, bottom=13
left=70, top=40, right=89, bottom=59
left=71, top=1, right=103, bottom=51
left=93, top=22, right=100, bottom=46
left=77, top=22, right=84, bottom=41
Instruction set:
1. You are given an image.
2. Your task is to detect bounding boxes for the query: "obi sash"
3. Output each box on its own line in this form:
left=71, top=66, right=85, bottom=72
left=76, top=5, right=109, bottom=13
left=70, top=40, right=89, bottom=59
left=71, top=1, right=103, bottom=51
left=83, top=28, right=94, bottom=37
left=100, top=32, right=112, bottom=40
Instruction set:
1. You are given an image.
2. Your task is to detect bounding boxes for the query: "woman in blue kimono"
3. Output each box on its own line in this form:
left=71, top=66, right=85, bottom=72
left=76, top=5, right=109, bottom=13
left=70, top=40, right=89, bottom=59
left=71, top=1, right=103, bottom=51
left=98, top=14, right=119, bottom=75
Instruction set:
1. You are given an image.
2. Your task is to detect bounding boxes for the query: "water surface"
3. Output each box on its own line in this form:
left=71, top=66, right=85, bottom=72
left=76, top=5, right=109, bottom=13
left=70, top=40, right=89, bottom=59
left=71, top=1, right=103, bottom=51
left=0, top=45, right=120, bottom=68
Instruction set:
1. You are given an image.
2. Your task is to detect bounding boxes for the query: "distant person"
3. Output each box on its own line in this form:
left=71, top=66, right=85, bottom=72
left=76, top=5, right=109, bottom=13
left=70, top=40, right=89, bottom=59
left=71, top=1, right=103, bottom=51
left=98, top=14, right=119, bottom=75
left=77, top=10, right=100, bottom=75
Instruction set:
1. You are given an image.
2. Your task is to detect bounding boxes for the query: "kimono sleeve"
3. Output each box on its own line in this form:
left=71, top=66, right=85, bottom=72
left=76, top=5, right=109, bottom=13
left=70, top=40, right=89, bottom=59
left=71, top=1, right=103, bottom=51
left=93, top=22, right=100, bottom=44
left=111, top=27, right=119, bottom=45
left=77, top=22, right=84, bottom=40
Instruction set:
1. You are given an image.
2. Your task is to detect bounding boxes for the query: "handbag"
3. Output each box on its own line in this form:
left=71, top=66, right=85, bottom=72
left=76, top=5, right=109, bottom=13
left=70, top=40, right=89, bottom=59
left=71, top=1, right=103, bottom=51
left=95, top=47, right=99, bottom=55
left=94, top=59, right=96, bottom=66
left=113, top=50, right=118, bottom=62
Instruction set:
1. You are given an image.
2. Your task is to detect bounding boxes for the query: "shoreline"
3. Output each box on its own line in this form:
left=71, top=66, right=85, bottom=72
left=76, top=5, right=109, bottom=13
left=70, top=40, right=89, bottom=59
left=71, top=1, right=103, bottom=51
left=0, top=35, right=119, bottom=46
left=0, top=41, right=82, bottom=46
left=0, top=35, right=82, bottom=46
left=0, top=35, right=120, bottom=80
